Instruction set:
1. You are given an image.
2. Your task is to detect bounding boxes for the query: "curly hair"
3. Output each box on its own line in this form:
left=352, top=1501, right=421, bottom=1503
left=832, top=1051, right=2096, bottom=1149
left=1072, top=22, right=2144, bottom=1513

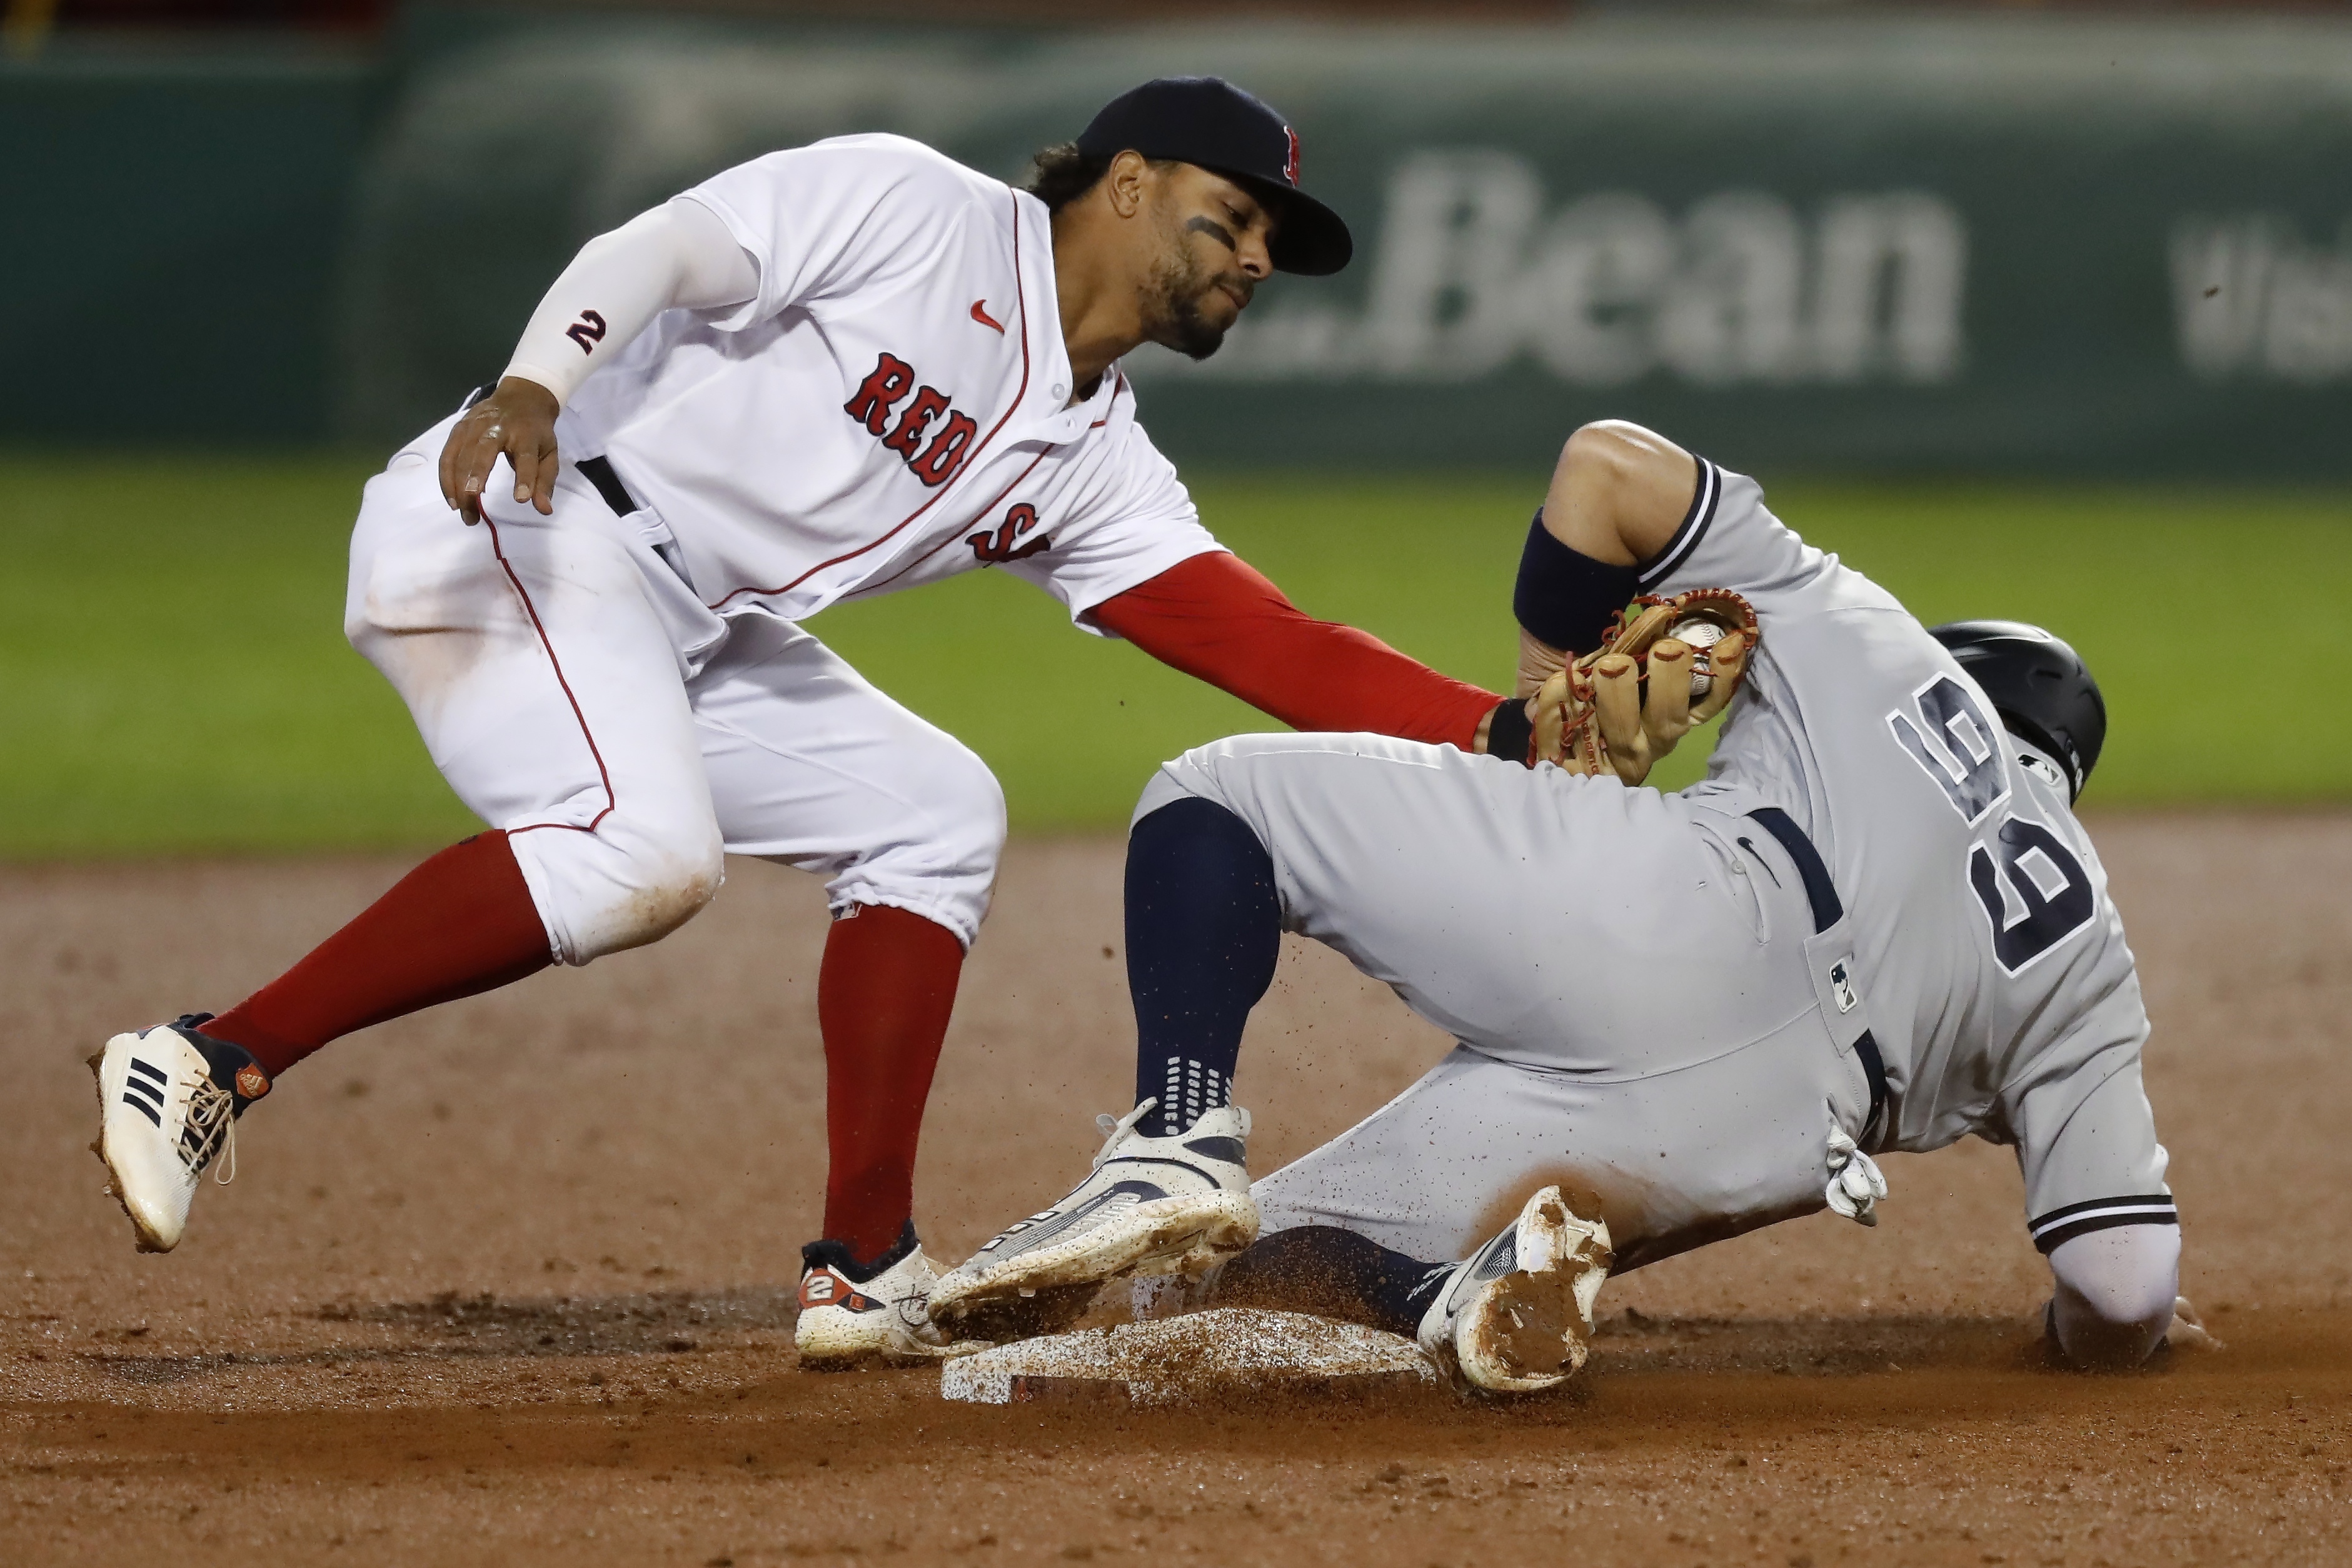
left=1023, top=143, right=1114, bottom=213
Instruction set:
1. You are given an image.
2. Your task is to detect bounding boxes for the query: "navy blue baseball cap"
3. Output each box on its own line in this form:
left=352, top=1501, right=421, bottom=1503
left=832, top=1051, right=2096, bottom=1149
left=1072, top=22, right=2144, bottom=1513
left=1075, top=76, right=1354, bottom=276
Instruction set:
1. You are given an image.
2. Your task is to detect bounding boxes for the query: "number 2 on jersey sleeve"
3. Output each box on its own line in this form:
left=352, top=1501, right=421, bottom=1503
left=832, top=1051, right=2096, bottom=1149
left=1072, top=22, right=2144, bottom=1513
left=1888, top=673, right=2096, bottom=975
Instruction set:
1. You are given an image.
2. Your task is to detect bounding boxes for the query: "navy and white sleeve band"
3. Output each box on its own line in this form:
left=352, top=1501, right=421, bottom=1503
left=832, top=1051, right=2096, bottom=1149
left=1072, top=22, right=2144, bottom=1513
left=2027, top=1193, right=2179, bottom=1254
left=1634, top=457, right=1723, bottom=595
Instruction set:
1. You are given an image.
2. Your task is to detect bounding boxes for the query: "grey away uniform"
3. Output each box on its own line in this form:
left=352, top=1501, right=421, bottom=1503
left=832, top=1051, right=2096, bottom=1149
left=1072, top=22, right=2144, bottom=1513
left=1132, top=460, right=2176, bottom=1272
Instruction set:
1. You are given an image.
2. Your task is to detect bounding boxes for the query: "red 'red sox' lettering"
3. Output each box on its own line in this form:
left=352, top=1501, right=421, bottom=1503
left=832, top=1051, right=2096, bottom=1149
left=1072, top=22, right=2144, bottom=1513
left=967, top=502, right=1052, bottom=565
left=880, top=386, right=950, bottom=458
left=909, top=412, right=977, bottom=485
left=842, top=353, right=915, bottom=434
left=842, top=351, right=978, bottom=488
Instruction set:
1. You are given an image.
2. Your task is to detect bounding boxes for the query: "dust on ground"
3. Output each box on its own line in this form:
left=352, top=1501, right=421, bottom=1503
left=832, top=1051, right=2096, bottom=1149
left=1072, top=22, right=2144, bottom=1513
left=3, top=818, right=2348, bottom=1565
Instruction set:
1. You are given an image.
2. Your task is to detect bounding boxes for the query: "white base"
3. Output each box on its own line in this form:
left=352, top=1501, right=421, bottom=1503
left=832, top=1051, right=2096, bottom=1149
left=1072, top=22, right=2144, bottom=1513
left=940, top=1308, right=1439, bottom=1406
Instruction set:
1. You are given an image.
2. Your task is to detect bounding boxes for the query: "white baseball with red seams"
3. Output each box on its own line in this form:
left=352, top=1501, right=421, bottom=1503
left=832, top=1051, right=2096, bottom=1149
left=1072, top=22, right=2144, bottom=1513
left=347, top=134, right=1225, bottom=967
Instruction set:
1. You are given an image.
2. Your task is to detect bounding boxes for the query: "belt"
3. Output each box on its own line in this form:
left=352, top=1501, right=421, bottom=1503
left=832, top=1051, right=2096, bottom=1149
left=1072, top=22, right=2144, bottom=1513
left=577, top=455, right=637, bottom=515
left=1745, top=807, right=1890, bottom=1150
left=576, top=455, right=699, bottom=592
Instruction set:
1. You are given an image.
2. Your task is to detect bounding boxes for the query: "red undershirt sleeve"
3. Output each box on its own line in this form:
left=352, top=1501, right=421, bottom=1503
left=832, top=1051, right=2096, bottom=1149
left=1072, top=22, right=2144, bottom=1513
left=1088, top=551, right=1501, bottom=751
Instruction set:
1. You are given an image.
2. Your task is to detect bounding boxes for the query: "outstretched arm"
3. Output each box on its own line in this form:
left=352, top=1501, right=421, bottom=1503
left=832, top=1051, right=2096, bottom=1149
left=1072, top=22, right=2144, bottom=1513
left=1484, top=421, right=1713, bottom=765
left=1512, top=420, right=1700, bottom=695
left=2045, top=1225, right=2184, bottom=1370
left=2011, top=1045, right=2194, bottom=1370
left=1090, top=551, right=1502, bottom=751
left=1083, top=423, right=1694, bottom=757
left=438, top=198, right=758, bottom=522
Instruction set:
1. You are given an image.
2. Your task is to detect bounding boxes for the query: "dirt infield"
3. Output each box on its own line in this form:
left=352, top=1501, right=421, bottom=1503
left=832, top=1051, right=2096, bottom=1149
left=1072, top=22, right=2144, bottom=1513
left=4, top=817, right=2349, bottom=1565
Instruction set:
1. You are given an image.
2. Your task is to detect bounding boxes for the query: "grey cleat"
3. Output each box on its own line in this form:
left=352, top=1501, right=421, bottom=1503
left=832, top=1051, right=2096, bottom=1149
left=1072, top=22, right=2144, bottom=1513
left=928, top=1099, right=1259, bottom=1340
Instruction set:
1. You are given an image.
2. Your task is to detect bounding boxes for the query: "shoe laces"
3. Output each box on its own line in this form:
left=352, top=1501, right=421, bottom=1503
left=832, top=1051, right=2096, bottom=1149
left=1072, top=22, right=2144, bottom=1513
left=178, top=1072, right=238, bottom=1186
left=1092, top=1097, right=1158, bottom=1168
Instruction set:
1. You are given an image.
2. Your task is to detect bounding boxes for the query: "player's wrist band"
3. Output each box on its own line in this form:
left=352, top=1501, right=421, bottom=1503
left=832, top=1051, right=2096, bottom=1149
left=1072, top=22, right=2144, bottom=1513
left=1514, top=512, right=1642, bottom=652
left=498, top=363, right=575, bottom=409
left=1486, top=698, right=1534, bottom=765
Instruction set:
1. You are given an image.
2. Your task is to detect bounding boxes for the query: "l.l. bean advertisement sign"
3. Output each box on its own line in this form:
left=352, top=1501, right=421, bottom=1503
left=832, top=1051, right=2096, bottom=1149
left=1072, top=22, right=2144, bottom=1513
left=1163, top=154, right=1968, bottom=388
left=342, top=13, right=2352, bottom=475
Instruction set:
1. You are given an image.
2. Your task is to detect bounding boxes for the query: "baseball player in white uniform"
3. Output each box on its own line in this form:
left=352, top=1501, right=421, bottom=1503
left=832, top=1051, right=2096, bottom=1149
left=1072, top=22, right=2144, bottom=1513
left=87, top=79, right=1513, bottom=1368
left=928, top=420, right=2199, bottom=1390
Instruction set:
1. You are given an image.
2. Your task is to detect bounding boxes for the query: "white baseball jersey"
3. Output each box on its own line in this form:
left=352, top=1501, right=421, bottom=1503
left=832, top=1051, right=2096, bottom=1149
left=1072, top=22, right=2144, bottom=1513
left=350, top=136, right=1240, bottom=972
left=556, top=133, right=1224, bottom=633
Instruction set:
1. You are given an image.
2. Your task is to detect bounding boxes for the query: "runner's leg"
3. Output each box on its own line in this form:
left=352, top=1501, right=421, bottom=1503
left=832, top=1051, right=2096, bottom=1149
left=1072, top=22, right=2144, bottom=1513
left=1125, top=731, right=1866, bottom=1268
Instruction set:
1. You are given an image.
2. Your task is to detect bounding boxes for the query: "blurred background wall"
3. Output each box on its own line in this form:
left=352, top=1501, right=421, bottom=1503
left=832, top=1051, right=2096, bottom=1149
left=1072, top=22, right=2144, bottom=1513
left=6, top=1, right=2352, bottom=854
left=9, top=0, right=2352, bottom=476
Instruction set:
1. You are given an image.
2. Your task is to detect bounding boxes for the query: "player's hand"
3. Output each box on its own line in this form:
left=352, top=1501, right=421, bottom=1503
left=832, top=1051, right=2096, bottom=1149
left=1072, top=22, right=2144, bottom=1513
left=439, top=376, right=562, bottom=524
left=2164, top=1295, right=2224, bottom=1352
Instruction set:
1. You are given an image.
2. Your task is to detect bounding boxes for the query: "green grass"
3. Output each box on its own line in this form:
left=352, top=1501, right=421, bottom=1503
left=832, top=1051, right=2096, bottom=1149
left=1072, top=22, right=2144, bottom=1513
left=3, top=454, right=2348, bottom=858
left=0, top=455, right=473, bottom=856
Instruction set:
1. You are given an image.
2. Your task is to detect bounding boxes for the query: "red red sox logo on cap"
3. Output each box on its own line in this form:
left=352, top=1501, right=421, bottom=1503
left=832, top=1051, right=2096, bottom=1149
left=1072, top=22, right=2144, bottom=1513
left=1282, top=125, right=1300, bottom=186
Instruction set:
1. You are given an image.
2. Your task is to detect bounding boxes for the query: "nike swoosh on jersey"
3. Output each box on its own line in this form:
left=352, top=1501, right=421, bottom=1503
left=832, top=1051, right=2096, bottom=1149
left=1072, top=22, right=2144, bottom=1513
left=970, top=299, right=1005, bottom=333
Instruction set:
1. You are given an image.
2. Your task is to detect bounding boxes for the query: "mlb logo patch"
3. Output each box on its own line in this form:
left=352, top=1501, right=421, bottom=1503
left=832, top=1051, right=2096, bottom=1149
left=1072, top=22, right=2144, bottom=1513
left=1829, top=959, right=1860, bottom=1014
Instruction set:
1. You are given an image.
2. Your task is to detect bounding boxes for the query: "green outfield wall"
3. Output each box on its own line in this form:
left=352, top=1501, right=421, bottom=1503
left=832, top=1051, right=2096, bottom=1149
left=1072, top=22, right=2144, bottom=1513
left=9, top=11, right=2352, bottom=476
left=0, top=40, right=378, bottom=443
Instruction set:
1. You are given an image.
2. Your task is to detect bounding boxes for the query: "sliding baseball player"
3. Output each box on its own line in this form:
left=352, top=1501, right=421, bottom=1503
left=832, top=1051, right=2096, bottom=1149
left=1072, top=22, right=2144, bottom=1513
left=928, top=420, right=2197, bottom=1390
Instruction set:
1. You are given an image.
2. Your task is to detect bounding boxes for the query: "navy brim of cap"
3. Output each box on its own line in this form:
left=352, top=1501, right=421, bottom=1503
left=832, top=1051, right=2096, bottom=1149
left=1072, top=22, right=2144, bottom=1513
left=1219, top=170, right=1353, bottom=276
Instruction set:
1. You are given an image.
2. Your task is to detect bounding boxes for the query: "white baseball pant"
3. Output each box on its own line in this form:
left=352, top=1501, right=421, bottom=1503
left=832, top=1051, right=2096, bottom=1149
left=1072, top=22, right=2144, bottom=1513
left=345, top=424, right=1005, bottom=965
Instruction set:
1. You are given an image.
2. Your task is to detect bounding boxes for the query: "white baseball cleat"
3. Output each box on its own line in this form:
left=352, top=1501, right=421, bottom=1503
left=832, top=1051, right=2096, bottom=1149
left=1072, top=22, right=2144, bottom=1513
left=794, top=1230, right=987, bottom=1369
left=89, top=1016, right=271, bottom=1254
left=927, top=1099, right=1259, bottom=1340
left=1417, top=1185, right=1614, bottom=1395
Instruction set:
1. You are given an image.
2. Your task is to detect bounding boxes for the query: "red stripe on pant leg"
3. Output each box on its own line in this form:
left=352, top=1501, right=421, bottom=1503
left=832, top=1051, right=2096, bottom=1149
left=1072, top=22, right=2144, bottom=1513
left=482, top=513, right=616, bottom=835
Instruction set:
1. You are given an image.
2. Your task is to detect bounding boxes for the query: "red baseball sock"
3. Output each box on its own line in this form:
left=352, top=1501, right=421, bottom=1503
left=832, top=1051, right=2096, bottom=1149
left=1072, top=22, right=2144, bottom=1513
left=818, top=903, right=964, bottom=1266
left=203, top=830, right=553, bottom=1078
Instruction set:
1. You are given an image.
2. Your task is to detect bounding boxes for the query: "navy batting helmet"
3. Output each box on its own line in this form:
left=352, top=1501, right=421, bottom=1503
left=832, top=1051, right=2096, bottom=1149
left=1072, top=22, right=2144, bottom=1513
left=1927, top=620, right=2106, bottom=802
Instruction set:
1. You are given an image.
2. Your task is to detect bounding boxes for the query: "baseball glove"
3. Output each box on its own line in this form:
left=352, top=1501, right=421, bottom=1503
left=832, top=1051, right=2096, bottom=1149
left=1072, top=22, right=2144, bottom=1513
left=1527, top=589, right=1759, bottom=784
